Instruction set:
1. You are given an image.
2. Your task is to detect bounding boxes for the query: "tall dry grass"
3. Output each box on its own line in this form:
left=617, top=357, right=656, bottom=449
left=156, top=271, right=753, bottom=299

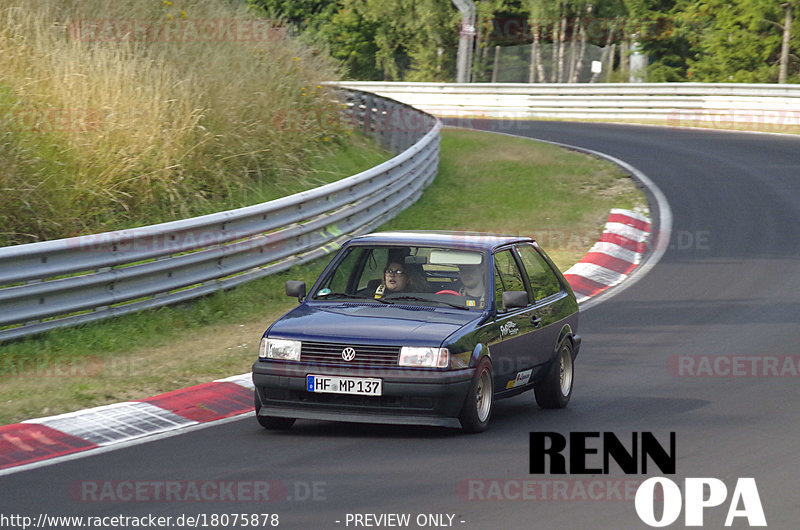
left=0, top=0, right=346, bottom=245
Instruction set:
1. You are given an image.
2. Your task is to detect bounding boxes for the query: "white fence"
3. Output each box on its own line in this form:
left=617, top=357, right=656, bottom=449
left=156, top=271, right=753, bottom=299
left=332, top=82, right=800, bottom=132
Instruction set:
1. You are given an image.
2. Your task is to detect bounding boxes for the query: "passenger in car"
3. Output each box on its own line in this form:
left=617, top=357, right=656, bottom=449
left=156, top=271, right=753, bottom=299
left=458, top=264, right=486, bottom=308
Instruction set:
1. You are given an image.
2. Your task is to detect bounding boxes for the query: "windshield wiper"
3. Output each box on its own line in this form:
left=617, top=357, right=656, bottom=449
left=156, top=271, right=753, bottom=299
left=316, top=292, right=370, bottom=300
left=316, top=292, right=395, bottom=304
left=383, top=295, right=469, bottom=310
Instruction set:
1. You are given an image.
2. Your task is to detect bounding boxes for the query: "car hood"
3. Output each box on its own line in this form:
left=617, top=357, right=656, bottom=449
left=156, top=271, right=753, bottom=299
left=267, top=302, right=483, bottom=346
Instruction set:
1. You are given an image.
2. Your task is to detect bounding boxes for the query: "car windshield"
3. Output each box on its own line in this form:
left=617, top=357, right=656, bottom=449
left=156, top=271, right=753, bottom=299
left=311, top=245, right=489, bottom=311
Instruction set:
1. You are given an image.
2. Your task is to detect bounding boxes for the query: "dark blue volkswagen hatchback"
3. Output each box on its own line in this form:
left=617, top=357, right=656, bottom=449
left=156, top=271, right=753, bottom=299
left=252, top=231, right=581, bottom=432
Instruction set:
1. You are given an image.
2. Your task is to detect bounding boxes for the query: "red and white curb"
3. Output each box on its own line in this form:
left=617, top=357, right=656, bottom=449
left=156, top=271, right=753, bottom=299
left=0, top=209, right=651, bottom=474
left=0, top=374, right=254, bottom=473
left=564, top=208, right=651, bottom=303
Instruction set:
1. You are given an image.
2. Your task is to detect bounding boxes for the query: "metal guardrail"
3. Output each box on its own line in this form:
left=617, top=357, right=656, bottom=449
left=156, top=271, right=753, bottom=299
left=332, top=82, right=800, bottom=128
left=0, top=89, right=442, bottom=342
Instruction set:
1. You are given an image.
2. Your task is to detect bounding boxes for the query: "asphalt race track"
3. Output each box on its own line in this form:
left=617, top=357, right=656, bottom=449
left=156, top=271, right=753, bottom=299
left=2, top=122, right=800, bottom=529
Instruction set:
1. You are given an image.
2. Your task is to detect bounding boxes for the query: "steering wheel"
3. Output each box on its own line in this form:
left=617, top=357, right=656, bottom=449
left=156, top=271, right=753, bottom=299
left=435, top=289, right=462, bottom=296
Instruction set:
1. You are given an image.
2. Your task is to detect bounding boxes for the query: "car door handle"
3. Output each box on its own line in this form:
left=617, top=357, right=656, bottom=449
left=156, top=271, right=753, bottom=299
left=531, top=315, right=542, bottom=327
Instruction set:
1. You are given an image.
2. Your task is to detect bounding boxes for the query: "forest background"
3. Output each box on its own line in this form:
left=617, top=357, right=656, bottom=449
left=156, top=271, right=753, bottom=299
left=252, top=0, right=800, bottom=83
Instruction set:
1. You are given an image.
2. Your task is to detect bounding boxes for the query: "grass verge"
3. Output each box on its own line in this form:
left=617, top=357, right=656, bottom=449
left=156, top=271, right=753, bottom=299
left=0, top=128, right=647, bottom=425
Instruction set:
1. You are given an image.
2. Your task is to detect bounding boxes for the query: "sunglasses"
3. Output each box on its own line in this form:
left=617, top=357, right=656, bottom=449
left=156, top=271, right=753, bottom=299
left=384, top=269, right=406, bottom=276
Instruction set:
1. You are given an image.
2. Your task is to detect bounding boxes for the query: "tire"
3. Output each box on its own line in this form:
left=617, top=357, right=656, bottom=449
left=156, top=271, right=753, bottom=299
left=534, top=340, right=574, bottom=409
left=459, top=357, right=493, bottom=433
left=254, top=390, right=296, bottom=430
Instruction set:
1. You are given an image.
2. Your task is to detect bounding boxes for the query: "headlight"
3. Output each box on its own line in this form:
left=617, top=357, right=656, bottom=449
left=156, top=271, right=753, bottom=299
left=399, top=347, right=449, bottom=368
left=259, top=338, right=301, bottom=361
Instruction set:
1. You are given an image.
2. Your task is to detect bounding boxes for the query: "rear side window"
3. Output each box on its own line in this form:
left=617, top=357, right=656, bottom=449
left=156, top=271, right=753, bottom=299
left=493, top=249, right=527, bottom=311
left=516, top=244, right=562, bottom=301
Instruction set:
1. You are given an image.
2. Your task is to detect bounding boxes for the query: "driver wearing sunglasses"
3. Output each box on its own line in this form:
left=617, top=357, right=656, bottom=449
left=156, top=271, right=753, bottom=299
left=374, top=261, right=409, bottom=298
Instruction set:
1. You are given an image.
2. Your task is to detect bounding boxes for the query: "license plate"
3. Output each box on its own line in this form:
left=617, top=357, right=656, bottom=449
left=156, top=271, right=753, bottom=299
left=307, top=375, right=382, bottom=396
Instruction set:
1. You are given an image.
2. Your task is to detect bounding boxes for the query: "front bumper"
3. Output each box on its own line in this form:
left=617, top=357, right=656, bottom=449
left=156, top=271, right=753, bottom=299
left=252, top=362, right=474, bottom=428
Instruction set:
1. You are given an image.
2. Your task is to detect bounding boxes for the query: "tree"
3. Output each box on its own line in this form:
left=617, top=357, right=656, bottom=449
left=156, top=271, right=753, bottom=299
left=678, top=0, right=785, bottom=82
left=521, top=0, right=553, bottom=82
left=248, top=0, right=383, bottom=79
left=247, top=0, right=339, bottom=32
left=250, top=0, right=454, bottom=80
left=251, top=0, right=799, bottom=83
left=321, top=5, right=383, bottom=79
left=772, top=1, right=799, bottom=83
left=619, top=0, right=690, bottom=81
left=327, top=0, right=461, bottom=80
left=404, top=1, right=461, bottom=81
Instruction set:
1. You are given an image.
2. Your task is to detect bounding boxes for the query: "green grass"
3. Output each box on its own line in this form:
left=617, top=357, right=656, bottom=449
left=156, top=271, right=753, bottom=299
left=0, top=128, right=647, bottom=425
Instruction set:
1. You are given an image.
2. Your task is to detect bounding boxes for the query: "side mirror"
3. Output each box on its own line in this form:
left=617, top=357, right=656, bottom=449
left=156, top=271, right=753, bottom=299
left=285, top=281, right=306, bottom=301
left=502, top=290, right=529, bottom=309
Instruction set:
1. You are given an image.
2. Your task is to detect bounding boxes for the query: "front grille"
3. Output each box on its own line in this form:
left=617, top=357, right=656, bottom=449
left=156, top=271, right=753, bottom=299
left=301, top=341, right=400, bottom=367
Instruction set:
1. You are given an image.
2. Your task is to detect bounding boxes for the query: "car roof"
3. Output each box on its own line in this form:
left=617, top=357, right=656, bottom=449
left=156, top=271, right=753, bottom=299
left=350, top=230, right=534, bottom=251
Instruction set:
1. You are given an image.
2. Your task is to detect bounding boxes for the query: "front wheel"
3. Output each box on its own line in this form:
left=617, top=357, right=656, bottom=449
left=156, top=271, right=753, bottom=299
left=459, top=357, right=493, bottom=433
left=534, top=340, right=574, bottom=409
left=254, top=391, right=296, bottom=430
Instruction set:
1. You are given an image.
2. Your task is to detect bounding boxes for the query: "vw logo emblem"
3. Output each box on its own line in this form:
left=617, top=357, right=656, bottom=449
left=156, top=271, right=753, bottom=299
left=341, top=347, right=356, bottom=362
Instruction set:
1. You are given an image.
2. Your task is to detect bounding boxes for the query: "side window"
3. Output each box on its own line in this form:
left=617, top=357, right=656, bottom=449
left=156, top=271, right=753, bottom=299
left=517, top=244, right=562, bottom=301
left=318, top=248, right=385, bottom=295
left=493, top=249, right=527, bottom=311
